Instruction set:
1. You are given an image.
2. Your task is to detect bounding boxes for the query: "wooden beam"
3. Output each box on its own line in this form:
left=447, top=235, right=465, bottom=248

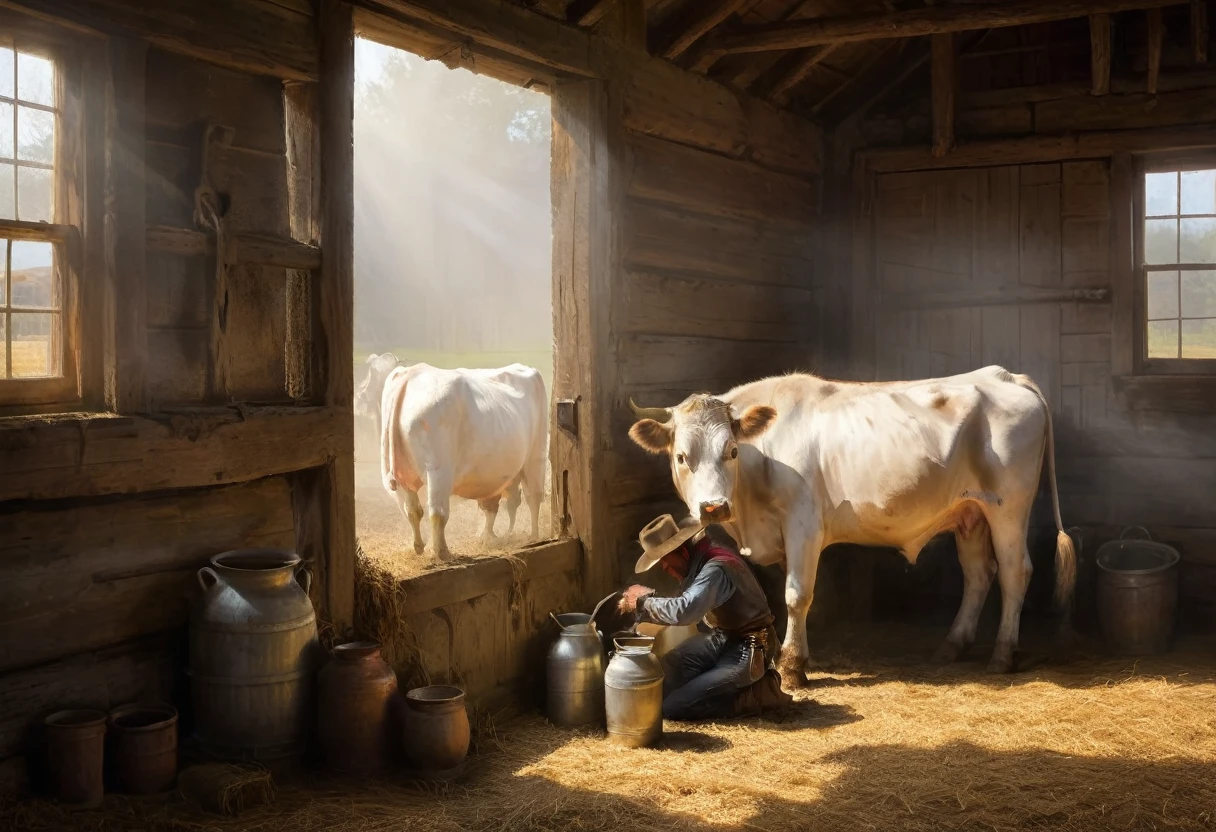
left=768, top=44, right=839, bottom=106
left=812, top=40, right=902, bottom=119
left=881, top=286, right=1110, bottom=310
left=284, top=81, right=319, bottom=403
left=1090, top=13, right=1112, bottom=95
left=145, top=225, right=322, bottom=270
left=0, top=405, right=341, bottom=503
left=317, top=0, right=357, bottom=634
left=0, top=219, right=73, bottom=243
left=0, top=0, right=317, bottom=81
left=862, top=122, right=1216, bottom=172
left=1192, top=0, right=1209, bottom=63
left=620, top=0, right=646, bottom=49
left=931, top=32, right=955, bottom=157
left=574, top=0, right=620, bottom=28
left=1148, top=7, right=1165, bottom=93
left=106, top=37, right=147, bottom=414
left=712, top=0, right=1186, bottom=53
left=661, top=0, right=752, bottom=60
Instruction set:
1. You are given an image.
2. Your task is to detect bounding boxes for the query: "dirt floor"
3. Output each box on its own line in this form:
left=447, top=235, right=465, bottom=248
left=7, top=623, right=1216, bottom=832
left=355, top=435, right=554, bottom=580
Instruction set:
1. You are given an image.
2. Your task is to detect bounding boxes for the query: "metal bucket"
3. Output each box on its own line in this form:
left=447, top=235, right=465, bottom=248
left=189, top=549, right=318, bottom=763
left=1096, top=527, right=1180, bottom=656
left=546, top=612, right=605, bottom=727
left=108, top=703, right=178, bottom=794
left=605, top=636, right=664, bottom=748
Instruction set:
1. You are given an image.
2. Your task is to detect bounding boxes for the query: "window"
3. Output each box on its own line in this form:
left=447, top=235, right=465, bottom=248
left=0, top=33, right=78, bottom=407
left=1141, top=162, right=1216, bottom=365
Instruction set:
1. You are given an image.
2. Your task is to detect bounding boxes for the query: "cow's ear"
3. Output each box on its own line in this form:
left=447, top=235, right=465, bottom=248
left=629, top=419, right=673, bottom=454
left=732, top=405, right=776, bottom=440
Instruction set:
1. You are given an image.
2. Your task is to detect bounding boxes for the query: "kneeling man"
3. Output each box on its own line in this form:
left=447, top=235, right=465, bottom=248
left=618, top=514, right=792, bottom=720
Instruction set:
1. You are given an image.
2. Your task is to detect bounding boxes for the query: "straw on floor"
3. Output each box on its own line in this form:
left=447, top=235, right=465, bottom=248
left=4, top=623, right=1215, bottom=832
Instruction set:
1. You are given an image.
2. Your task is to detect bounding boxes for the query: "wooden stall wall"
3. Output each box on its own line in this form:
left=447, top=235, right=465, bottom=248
left=0, top=0, right=340, bottom=795
left=839, top=12, right=1216, bottom=630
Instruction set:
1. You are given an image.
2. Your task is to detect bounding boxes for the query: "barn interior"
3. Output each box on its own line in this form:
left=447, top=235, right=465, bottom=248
left=2, top=0, right=1216, bottom=830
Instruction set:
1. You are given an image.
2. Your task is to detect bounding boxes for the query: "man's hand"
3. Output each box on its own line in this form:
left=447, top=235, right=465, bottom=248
left=618, top=584, right=654, bottom=614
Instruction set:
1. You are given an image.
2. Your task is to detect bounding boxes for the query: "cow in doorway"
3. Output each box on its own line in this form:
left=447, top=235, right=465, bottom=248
left=627, top=365, right=1075, bottom=685
left=355, top=352, right=405, bottom=444
left=380, top=363, right=547, bottom=560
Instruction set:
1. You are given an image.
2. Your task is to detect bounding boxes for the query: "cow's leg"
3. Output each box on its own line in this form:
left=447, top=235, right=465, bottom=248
left=777, top=517, right=824, bottom=689
left=477, top=495, right=501, bottom=545
left=934, top=514, right=996, bottom=664
left=521, top=459, right=544, bottom=541
left=988, top=516, right=1033, bottom=673
left=426, top=469, right=455, bottom=561
left=503, top=479, right=522, bottom=536
left=396, top=487, right=426, bottom=555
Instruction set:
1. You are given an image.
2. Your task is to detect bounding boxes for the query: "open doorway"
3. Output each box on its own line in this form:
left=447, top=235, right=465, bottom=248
left=352, top=37, right=554, bottom=579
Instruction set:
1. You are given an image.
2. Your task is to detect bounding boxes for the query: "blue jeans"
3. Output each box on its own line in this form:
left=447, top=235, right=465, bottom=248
left=660, top=630, right=755, bottom=721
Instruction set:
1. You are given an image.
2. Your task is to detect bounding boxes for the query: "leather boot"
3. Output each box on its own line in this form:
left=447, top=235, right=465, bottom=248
left=733, top=669, right=794, bottom=717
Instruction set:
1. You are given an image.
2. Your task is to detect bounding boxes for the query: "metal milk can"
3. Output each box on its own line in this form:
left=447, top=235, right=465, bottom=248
left=546, top=612, right=605, bottom=727
left=605, top=635, right=664, bottom=748
left=189, top=549, right=318, bottom=763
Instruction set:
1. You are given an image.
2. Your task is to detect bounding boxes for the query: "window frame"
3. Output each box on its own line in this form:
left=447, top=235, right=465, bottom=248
left=1134, top=151, right=1216, bottom=376
left=0, top=21, right=83, bottom=409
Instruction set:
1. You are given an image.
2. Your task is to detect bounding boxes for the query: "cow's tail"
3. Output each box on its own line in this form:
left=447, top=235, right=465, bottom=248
left=380, top=366, right=409, bottom=494
left=1015, top=375, right=1076, bottom=629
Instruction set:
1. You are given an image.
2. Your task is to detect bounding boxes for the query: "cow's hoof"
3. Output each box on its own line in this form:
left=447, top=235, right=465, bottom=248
left=986, top=653, right=1014, bottom=674
left=932, top=641, right=963, bottom=665
left=436, top=548, right=455, bottom=562
left=778, top=656, right=809, bottom=689
left=413, top=541, right=425, bottom=555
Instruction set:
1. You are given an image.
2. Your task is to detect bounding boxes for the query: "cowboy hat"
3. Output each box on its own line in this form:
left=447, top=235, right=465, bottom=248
left=634, top=514, right=705, bottom=574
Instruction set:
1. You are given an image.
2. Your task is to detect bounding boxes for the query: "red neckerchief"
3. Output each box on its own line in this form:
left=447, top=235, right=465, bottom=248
left=690, top=535, right=745, bottom=570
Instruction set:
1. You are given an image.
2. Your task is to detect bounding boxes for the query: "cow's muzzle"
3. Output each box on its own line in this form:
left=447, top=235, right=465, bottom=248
left=700, top=500, right=732, bottom=524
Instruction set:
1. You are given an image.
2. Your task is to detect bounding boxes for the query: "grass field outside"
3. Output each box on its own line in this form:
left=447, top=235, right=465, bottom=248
left=354, top=347, right=554, bottom=397
left=7, top=340, right=51, bottom=377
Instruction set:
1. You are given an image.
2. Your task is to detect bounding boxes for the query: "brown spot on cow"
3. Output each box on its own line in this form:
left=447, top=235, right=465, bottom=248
left=820, top=383, right=838, bottom=398
left=931, top=393, right=949, bottom=410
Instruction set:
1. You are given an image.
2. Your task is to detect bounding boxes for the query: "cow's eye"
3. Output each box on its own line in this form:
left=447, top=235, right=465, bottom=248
left=729, top=446, right=738, bottom=460
left=676, top=453, right=686, bottom=466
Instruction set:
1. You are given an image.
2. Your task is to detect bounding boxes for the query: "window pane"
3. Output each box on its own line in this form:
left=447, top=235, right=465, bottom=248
left=1147, top=270, right=1179, bottom=319
left=1181, top=270, right=1216, bottom=319
left=10, top=311, right=54, bottom=377
left=16, top=52, right=53, bottom=107
left=1180, top=217, right=1216, bottom=264
left=1147, top=319, right=1179, bottom=358
left=0, top=238, right=6, bottom=305
left=0, top=48, right=13, bottom=99
left=1181, top=169, right=1216, bottom=216
left=1182, top=318, right=1216, bottom=359
left=17, top=105, right=52, bottom=163
left=0, top=102, right=11, bottom=158
left=0, top=164, right=11, bottom=219
left=1145, top=218, right=1178, bottom=264
left=16, top=165, right=50, bottom=221
left=0, top=315, right=5, bottom=378
left=1146, top=171, right=1178, bottom=216
left=11, top=240, right=53, bottom=308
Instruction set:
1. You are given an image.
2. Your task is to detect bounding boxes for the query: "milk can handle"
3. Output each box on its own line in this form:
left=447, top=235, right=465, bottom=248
left=548, top=611, right=565, bottom=631
left=1119, top=525, right=1152, bottom=541
left=197, top=566, right=219, bottom=593
left=297, top=566, right=312, bottom=596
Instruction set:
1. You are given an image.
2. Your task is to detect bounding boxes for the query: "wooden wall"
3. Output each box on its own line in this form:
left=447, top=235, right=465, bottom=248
left=839, top=36, right=1216, bottom=629
left=0, top=0, right=342, bottom=795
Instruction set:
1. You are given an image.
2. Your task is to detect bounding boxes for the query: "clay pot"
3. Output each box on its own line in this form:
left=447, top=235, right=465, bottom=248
left=108, top=703, right=178, bottom=794
left=318, top=641, right=398, bottom=774
left=44, top=709, right=107, bottom=807
left=403, top=685, right=470, bottom=771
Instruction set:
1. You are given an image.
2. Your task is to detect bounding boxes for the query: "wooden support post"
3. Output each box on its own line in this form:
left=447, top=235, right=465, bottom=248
left=1147, top=7, right=1164, bottom=93
left=313, top=0, right=356, bottom=633
left=1192, top=0, right=1208, bottom=63
left=105, top=37, right=148, bottom=414
left=284, top=81, right=319, bottom=403
left=1090, top=13, right=1111, bottom=95
left=931, top=32, right=955, bottom=158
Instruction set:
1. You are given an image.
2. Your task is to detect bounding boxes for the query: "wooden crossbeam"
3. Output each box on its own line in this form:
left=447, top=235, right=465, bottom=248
left=931, top=32, right=955, bottom=157
left=573, top=0, right=620, bottom=28
left=660, top=0, right=753, bottom=60
left=712, top=0, right=1186, bottom=53
left=767, top=43, right=839, bottom=105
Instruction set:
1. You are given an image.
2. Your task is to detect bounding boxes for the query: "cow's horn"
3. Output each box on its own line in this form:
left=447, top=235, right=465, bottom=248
left=629, top=398, right=672, bottom=423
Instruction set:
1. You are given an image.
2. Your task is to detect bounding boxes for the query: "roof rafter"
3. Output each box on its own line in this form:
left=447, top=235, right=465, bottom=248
left=659, top=0, right=756, bottom=61
left=712, top=0, right=1187, bottom=53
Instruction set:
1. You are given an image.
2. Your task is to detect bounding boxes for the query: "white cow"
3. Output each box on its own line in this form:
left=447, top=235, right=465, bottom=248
left=354, top=352, right=405, bottom=442
left=380, top=363, right=547, bottom=560
left=627, top=366, right=1075, bottom=683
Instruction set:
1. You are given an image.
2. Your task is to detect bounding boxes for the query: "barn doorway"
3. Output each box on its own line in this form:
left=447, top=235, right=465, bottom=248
left=352, top=36, right=554, bottom=579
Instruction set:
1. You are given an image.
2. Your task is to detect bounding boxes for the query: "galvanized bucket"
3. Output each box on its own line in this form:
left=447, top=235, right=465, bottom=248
left=1096, top=527, right=1180, bottom=656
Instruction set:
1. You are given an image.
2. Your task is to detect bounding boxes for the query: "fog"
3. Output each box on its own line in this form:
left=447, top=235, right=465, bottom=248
left=353, top=38, right=553, bottom=374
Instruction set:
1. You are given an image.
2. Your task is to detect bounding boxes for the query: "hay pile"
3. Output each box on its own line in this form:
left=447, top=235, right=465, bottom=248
left=5, top=624, right=1216, bottom=832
